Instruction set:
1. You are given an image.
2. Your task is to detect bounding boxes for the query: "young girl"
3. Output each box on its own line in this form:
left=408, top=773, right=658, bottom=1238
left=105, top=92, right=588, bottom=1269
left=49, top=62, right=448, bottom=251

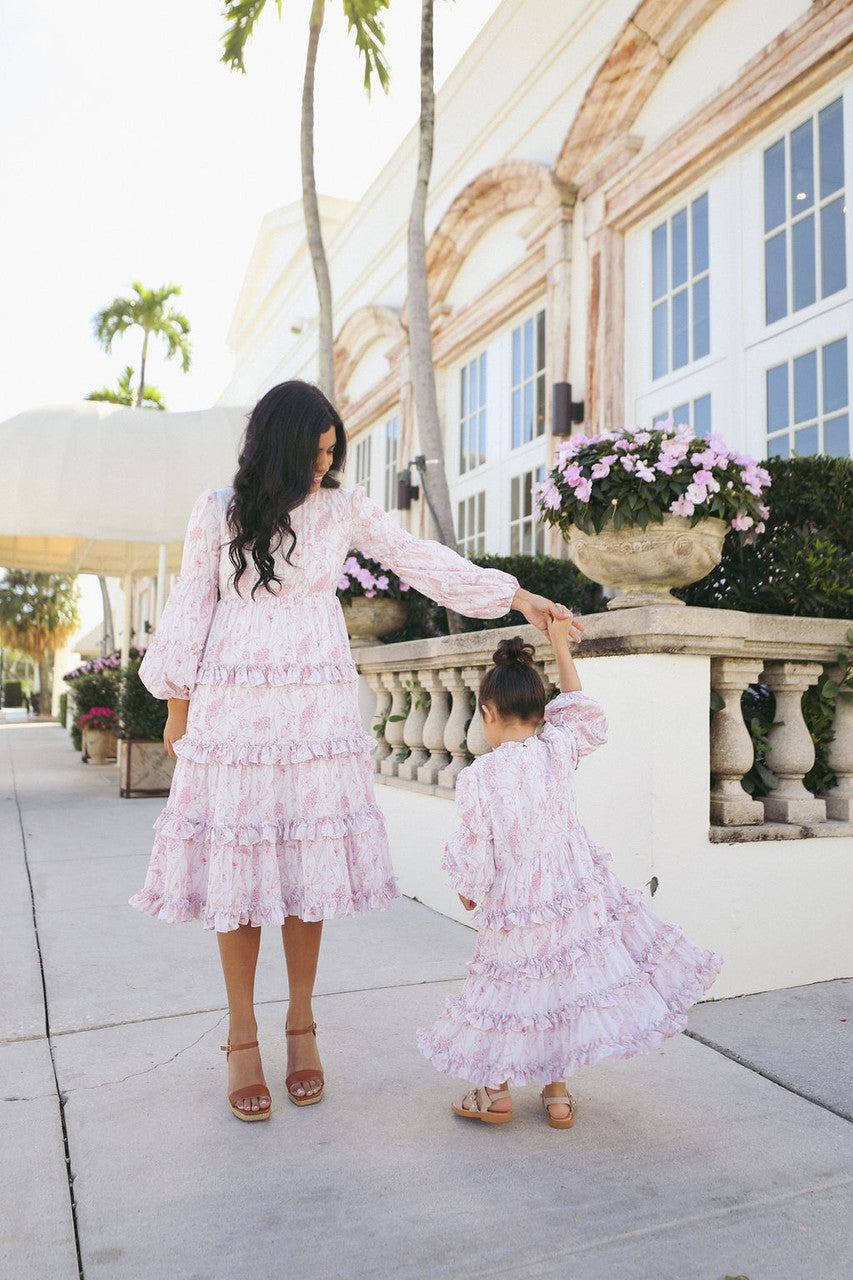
left=418, top=623, right=722, bottom=1127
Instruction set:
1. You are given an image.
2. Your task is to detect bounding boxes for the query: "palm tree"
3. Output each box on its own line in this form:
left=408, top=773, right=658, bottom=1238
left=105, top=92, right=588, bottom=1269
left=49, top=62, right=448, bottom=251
left=86, top=365, right=166, bottom=410
left=0, top=571, right=80, bottom=715
left=221, top=0, right=391, bottom=400
left=92, top=282, right=191, bottom=408
left=407, top=0, right=458, bottom=553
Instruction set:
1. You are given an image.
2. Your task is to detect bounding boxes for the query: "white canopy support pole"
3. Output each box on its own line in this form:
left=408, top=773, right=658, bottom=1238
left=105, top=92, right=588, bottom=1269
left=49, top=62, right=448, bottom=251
left=155, top=543, right=169, bottom=625
left=121, top=574, right=133, bottom=667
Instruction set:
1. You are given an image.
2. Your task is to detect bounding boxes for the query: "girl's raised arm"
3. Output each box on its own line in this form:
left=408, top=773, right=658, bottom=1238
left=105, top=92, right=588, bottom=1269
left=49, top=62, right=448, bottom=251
left=547, top=615, right=583, bottom=692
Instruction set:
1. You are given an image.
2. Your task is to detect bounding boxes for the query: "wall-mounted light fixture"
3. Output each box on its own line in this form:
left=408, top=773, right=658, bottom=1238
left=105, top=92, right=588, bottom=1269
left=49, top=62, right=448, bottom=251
left=551, top=382, right=585, bottom=435
left=397, top=463, right=421, bottom=510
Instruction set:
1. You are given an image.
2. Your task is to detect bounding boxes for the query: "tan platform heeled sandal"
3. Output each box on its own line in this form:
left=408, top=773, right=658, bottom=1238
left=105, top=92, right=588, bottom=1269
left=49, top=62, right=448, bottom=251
left=285, top=1022, right=324, bottom=1106
left=451, top=1087, right=513, bottom=1124
left=541, top=1089, right=576, bottom=1129
left=220, top=1039, right=271, bottom=1123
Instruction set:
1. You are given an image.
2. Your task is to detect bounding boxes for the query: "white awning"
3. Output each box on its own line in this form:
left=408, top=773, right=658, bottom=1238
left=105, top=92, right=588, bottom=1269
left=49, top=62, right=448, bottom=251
left=0, top=400, right=248, bottom=575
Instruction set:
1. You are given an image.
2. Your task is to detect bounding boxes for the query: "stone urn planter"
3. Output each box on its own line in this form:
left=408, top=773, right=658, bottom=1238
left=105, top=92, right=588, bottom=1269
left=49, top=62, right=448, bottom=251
left=118, top=739, right=176, bottom=798
left=568, top=515, right=729, bottom=609
left=84, top=728, right=118, bottom=765
left=342, top=597, right=408, bottom=647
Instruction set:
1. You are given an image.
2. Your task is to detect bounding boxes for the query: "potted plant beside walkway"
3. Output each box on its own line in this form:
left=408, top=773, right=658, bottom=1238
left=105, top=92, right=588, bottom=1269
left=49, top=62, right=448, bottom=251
left=535, top=420, right=771, bottom=609
left=117, top=658, right=175, bottom=798
left=337, top=551, right=411, bottom=646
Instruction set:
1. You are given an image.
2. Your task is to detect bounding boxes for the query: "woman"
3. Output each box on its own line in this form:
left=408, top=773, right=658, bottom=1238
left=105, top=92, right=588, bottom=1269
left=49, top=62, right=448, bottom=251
left=131, top=381, right=571, bottom=1121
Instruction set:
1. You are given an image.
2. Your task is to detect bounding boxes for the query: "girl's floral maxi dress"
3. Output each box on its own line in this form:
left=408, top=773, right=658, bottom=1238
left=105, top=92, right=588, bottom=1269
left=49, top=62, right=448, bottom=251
left=417, top=693, right=723, bottom=1087
left=130, top=486, right=518, bottom=931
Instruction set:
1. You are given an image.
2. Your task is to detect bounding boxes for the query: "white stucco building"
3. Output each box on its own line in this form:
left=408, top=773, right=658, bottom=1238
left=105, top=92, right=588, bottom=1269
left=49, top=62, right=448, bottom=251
left=218, top=0, right=852, bottom=552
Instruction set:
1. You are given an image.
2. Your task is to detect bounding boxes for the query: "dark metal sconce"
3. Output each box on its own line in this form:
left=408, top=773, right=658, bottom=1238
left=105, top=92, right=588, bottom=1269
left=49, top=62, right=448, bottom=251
left=552, top=382, right=585, bottom=435
left=397, top=464, right=421, bottom=510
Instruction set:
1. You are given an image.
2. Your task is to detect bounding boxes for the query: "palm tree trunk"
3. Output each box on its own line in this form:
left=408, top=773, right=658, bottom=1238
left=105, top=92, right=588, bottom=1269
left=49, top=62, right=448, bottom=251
left=137, top=331, right=150, bottom=408
left=38, top=650, right=52, bottom=716
left=407, top=0, right=457, bottom=555
left=302, top=0, right=334, bottom=400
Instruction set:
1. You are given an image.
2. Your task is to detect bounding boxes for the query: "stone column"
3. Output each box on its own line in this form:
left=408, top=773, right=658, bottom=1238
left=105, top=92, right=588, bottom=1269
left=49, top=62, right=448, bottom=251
left=761, top=662, right=826, bottom=824
left=825, top=665, right=853, bottom=820
left=436, top=668, right=472, bottom=789
left=364, top=672, right=392, bottom=773
left=397, top=677, right=430, bottom=781
left=461, top=666, right=490, bottom=759
left=417, top=670, right=451, bottom=785
left=709, top=657, right=765, bottom=825
left=380, top=672, right=408, bottom=779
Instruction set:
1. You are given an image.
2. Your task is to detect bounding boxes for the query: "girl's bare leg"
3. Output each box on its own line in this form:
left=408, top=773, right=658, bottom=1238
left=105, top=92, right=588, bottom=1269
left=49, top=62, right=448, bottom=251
left=282, top=916, right=324, bottom=1099
left=217, top=924, right=270, bottom=1115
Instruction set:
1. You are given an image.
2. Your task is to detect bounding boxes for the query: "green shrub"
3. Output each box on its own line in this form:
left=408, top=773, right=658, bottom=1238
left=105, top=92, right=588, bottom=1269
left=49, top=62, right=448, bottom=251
left=380, top=552, right=606, bottom=644
left=59, top=692, right=68, bottom=728
left=678, top=455, right=853, bottom=616
left=66, top=670, right=120, bottom=752
left=118, top=660, right=168, bottom=741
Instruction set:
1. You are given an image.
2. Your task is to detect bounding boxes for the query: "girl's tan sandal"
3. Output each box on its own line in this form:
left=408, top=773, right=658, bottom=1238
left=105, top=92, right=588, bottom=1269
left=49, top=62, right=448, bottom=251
left=220, top=1039, right=271, bottom=1122
left=451, top=1087, right=513, bottom=1124
left=285, top=1022, right=324, bottom=1106
left=541, top=1089, right=576, bottom=1129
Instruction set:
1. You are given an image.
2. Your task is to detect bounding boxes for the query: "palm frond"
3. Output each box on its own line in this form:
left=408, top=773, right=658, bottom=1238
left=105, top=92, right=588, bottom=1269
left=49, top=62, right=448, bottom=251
left=221, top=0, right=274, bottom=73
left=342, top=0, right=391, bottom=94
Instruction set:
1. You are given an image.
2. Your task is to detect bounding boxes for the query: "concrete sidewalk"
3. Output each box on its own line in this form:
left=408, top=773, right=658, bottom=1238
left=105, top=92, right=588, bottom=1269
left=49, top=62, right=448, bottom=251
left=2, top=720, right=851, bottom=1280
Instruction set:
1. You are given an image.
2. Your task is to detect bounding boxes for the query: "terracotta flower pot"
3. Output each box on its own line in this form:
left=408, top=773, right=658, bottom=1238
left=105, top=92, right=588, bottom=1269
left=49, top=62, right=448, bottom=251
left=568, top=515, right=728, bottom=609
left=342, top=597, right=408, bottom=647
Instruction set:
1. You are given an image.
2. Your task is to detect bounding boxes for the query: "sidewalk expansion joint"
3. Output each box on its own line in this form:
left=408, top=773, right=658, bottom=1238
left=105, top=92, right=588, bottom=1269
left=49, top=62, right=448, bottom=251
left=682, top=1028, right=853, bottom=1123
left=9, top=739, right=86, bottom=1279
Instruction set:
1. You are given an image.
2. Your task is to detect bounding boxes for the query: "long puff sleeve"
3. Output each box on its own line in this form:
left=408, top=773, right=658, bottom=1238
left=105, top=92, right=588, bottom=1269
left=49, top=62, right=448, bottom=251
left=540, top=691, right=608, bottom=770
left=350, top=487, right=518, bottom=619
left=138, top=490, right=222, bottom=700
left=441, top=768, right=496, bottom=903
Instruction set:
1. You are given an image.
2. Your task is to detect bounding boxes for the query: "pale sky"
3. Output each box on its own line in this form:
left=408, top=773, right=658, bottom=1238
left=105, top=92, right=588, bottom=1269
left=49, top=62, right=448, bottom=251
left=0, top=0, right=501, bottom=426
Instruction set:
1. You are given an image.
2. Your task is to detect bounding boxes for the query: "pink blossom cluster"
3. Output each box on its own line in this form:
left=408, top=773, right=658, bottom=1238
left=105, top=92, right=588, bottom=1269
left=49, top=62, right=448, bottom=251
left=533, top=419, right=771, bottom=534
left=337, top=554, right=409, bottom=599
left=64, top=648, right=143, bottom=683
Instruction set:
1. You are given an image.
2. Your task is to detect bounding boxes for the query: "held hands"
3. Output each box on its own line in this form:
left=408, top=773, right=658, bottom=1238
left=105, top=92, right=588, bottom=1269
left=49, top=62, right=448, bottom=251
left=458, top=893, right=476, bottom=912
left=547, top=613, right=583, bottom=647
left=163, top=699, right=189, bottom=760
left=511, top=588, right=584, bottom=638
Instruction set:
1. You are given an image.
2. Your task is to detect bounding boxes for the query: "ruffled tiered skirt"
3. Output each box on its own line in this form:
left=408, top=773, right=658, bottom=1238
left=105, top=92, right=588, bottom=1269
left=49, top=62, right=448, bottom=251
left=129, top=671, right=399, bottom=931
left=417, top=843, right=722, bottom=1087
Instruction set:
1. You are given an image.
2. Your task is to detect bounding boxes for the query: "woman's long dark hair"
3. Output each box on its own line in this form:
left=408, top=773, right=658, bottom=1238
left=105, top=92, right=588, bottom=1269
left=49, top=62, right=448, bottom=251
left=479, top=637, right=546, bottom=722
left=227, top=381, right=347, bottom=596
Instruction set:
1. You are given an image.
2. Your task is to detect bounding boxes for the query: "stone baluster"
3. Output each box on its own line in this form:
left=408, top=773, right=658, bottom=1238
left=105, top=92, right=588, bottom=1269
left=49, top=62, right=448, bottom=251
left=825, top=664, right=853, bottom=820
left=709, top=657, right=765, bottom=825
left=760, top=662, right=826, bottom=823
left=417, top=669, right=451, bottom=785
left=436, top=668, right=472, bottom=789
left=461, top=665, right=490, bottom=758
left=397, top=676, right=431, bottom=781
left=364, top=672, right=392, bottom=773
left=380, top=672, right=408, bottom=779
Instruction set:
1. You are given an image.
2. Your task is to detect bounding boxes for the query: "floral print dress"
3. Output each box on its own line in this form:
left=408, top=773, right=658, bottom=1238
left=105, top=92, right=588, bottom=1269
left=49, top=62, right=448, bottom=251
left=417, top=693, right=723, bottom=1087
left=129, top=485, right=518, bottom=932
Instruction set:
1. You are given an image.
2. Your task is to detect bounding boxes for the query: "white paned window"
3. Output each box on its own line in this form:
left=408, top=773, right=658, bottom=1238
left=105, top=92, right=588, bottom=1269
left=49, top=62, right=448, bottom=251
left=653, top=393, right=712, bottom=437
left=354, top=434, right=372, bottom=496
left=765, top=336, right=849, bottom=458
left=383, top=415, right=399, bottom=511
left=457, top=491, right=486, bottom=557
left=511, top=310, right=546, bottom=448
left=459, top=352, right=487, bottom=474
left=763, top=97, right=847, bottom=326
left=652, top=192, right=710, bottom=378
left=510, top=466, right=545, bottom=555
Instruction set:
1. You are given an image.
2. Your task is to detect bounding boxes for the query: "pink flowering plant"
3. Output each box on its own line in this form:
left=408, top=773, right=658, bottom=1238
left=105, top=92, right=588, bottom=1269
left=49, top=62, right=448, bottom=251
left=336, top=550, right=411, bottom=607
left=74, top=706, right=120, bottom=733
left=534, top=420, right=771, bottom=541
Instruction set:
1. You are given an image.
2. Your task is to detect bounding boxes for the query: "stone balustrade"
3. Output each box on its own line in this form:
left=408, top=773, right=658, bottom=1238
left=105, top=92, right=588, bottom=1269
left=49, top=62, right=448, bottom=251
left=356, top=606, right=853, bottom=837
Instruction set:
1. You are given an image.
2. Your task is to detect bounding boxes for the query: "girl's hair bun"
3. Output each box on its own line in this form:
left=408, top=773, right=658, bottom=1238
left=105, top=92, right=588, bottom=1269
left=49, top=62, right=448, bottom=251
left=492, top=637, right=536, bottom=668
